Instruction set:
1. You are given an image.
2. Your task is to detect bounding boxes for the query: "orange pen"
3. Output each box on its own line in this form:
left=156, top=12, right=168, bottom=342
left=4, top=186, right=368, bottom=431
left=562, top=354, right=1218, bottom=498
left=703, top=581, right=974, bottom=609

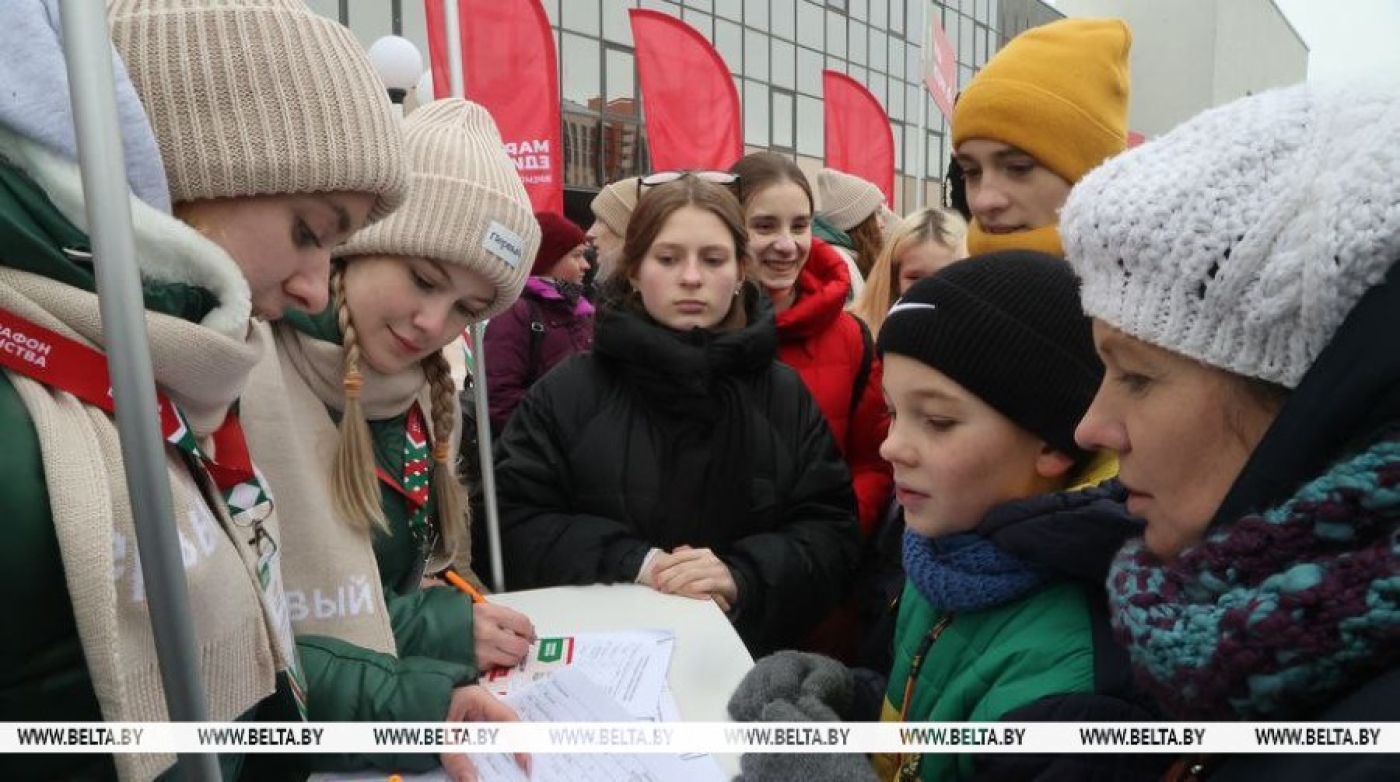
left=443, top=569, right=488, bottom=604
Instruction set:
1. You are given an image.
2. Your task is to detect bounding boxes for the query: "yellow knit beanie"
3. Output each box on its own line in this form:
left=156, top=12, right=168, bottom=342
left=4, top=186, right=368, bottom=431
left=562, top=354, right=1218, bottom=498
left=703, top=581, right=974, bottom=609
left=953, top=17, right=1131, bottom=185
left=110, top=0, right=408, bottom=225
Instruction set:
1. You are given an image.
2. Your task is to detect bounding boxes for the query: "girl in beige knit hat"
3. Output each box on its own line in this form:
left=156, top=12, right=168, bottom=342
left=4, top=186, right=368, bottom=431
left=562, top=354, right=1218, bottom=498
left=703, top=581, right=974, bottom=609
left=0, top=0, right=441, bottom=779
left=241, top=97, right=542, bottom=780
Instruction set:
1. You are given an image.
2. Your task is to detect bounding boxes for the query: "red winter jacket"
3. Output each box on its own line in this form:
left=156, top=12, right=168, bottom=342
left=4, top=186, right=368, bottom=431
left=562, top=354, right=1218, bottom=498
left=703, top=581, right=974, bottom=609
left=774, top=239, right=892, bottom=536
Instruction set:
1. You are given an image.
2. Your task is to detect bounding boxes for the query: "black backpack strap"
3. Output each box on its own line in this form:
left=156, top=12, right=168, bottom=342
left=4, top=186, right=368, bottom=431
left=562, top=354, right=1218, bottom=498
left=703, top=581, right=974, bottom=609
left=525, top=298, right=546, bottom=384
left=849, top=315, right=875, bottom=421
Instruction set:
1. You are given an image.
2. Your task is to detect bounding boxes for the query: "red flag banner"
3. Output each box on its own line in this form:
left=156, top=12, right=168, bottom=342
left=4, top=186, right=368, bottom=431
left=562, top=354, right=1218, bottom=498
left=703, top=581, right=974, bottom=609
left=629, top=9, right=742, bottom=171
left=448, top=0, right=563, bottom=212
left=822, top=71, right=895, bottom=206
left=423, top=0, right=451, bottom=99
left=921, top=16, right=957, bottom=120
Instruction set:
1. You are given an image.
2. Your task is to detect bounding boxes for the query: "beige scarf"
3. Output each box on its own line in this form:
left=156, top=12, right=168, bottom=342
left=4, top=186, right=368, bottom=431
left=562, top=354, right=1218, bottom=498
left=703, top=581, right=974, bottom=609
left=272, top=322, right=458, bottom=576
left=0, top=267, right=291, bottom=782
left=242, top=321, right=397, bottom=655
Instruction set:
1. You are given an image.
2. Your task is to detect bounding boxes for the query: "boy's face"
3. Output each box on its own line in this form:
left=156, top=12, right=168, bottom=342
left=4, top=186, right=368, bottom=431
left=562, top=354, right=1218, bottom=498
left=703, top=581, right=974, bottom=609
left=879, top=354, right=1057, bottom=539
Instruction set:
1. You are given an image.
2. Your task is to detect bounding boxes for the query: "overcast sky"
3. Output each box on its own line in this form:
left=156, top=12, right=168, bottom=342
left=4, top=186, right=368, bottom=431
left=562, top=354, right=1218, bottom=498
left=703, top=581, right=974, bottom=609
left=1257, top=0, right=1400, bottom=81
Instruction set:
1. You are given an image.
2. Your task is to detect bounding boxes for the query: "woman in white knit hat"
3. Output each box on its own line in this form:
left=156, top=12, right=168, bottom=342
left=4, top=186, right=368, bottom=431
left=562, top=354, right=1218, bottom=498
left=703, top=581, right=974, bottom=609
left=241, top=98, right=543, bottom=779
left=0, top=0, right=412, bottom=779
left=1065, top=78, right=1400, bottom=781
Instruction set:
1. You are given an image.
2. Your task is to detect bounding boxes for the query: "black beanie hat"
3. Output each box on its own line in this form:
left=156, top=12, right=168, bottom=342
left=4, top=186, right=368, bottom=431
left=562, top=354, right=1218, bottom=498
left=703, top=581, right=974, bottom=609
left=877, top=250, right=1103, bottom=461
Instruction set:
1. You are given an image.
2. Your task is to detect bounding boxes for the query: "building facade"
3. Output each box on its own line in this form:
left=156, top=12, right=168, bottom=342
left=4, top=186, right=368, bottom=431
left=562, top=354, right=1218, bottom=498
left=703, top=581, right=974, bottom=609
left=309, top=0, right=1061, bottom=215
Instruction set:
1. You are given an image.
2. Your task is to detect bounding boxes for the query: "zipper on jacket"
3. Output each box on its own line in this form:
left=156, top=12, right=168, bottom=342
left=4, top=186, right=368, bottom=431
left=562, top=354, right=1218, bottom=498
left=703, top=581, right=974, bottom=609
left=895, top=614, right=954, bottom=782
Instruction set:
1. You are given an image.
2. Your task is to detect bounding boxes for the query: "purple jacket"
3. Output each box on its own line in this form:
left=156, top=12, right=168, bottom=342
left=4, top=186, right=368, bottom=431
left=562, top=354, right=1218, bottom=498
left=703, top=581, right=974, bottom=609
left=484, top=277, right=595, bottom=434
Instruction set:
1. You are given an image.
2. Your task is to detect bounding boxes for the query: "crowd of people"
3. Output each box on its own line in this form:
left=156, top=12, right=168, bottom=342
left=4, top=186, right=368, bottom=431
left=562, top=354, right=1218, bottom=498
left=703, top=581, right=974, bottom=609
left=1, top=1, right=1397, bottom=781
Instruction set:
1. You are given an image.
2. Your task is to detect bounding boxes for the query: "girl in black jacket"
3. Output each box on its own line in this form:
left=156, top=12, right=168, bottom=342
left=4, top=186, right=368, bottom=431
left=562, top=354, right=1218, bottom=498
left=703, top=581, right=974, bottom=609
left=495, top=175, right=861, bottom=655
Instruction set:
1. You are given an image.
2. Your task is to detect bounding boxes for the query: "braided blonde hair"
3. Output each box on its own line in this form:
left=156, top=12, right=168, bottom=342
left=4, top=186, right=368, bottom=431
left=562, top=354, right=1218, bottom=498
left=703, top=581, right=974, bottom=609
left=330, top=263, right=390, bottom=534
left=421, top=349, right=469, bottom=562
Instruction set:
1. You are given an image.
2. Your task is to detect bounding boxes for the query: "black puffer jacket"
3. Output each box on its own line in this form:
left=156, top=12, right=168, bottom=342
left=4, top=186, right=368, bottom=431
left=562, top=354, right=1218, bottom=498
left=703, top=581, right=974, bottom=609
left=495, top=287, right=861, bottom=655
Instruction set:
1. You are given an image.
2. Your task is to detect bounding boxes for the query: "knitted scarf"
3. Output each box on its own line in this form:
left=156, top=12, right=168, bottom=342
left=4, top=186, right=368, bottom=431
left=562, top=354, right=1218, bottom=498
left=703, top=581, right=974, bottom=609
left=1109, top=430, right=1400, bottom=720
left=273, top=321, right=457, bottom=573
left=966, top=221, right=1064, bottom=258
left=0, top=269, right=287, bottom=781
left=241, top=322, right=398, bottom=656
left=903, top=529, right=1049, bottom=613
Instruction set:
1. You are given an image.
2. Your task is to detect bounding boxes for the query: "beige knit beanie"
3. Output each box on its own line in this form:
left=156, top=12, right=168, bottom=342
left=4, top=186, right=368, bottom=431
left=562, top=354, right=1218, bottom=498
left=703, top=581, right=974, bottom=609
left=335, top=99, right=540, bottom=322
left=109, top=0, right=407, bottom=225
left=590, top=176, right=641, bottom=238
left=817, top=168, right=885, bottom=231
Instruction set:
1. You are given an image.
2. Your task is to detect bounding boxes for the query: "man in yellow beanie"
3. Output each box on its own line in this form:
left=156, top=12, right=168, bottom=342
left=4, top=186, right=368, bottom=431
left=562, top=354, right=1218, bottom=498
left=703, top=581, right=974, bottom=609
left=952, top=17, right=1131, bottom=257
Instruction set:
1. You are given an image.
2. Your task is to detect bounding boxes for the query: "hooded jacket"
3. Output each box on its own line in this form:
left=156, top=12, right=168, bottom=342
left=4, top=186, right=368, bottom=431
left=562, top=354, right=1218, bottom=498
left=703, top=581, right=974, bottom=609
left=875, top=457, right=1169, bottom=782
left=777, top=238, right=892, bottom=536
left=483, top=276, right=595, bottom=434
left=495, top=286, right=861, bottom=656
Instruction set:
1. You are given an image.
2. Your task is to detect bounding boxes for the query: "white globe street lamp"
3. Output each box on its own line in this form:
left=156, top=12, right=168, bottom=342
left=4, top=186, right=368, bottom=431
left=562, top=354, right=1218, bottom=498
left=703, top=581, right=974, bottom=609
left=368, top=35, right=423, bottom=113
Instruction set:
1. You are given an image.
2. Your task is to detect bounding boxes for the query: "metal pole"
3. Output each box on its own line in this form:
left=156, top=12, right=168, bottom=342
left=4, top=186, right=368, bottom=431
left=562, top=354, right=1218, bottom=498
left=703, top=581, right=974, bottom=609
left=58, top=1, right=219, bottom=778
left=440, top=0, right=505, bottom=592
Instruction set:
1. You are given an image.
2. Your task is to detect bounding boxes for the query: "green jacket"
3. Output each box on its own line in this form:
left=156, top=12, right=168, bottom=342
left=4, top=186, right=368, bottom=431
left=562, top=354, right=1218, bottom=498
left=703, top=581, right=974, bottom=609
left=0, top=155, right=466, bottom=780
left=283, top=307, right=478, bottom=672
left=876, top=580, right=1095, bottom=781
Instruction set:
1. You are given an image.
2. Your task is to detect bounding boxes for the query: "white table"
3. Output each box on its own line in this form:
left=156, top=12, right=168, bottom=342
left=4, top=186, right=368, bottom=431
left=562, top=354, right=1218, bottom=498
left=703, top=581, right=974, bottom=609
left=494, top=583, right=753, bottom=776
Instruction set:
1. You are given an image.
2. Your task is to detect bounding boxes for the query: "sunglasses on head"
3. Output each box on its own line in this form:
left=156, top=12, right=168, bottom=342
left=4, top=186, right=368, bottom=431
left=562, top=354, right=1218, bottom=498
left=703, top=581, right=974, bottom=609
left=636, top=169, right=740, bottom=199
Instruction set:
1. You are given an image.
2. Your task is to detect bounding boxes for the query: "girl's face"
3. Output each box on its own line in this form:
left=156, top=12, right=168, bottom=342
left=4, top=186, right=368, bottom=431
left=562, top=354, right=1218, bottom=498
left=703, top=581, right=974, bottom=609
left=880, top=354, right=1067, bottom=538
left=1075, top=322, right=1278, bottom=560
left=543, top=243, right=591, bottom=284
left=178, top=191, right=375, bottom=320
left=631, top=205, right=741, bottom=331
left=343, top=255, right=495, bottom=374
left=955, top=139, right=1072, bottom=234
left=896, top=240, right=963, bottom=296
left=743, top=181, right=812, bottom=300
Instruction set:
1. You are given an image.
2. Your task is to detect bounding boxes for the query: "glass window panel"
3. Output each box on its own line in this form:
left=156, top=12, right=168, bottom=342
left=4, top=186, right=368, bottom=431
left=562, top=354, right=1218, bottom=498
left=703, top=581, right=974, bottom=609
left=891, top=120, right=903, bottom=173
left=715, top=0, right=742, bottom=21
left=961, top=14, right=975, bottom=66
left=849, top=20, right=868, bottom=65
left=869, top=72, right=887, bottom=108
left=604, top=48, right=635, bottom=112
left=797, top=2, right=824, bottom=49
left=744, top=79, right=770, bottom=146
left=904, top=122, right=919, bottom=174
left=906, top=0, right=923, bottom=37
left=744, top=28, right=770, bottom=81
left=888, top=73, right=904, bottom=121
left=560, top=33, right=602, bottom=109
left=561, top=0, right=600, bottom=35
left=871, top=0, right=887, bottom=30
left=715, top=19, right=743, bottom=75
left=639, top=0, right=679, bottom=15
left=974, top=22, right=987, bottom=66
left=797, top=94, right=823, bottom=156
left=797, top=46, right=823, bottom=97
left=772, top=38, right=796, bottom=89
left=602, top=0, right=631, bottom=43
left=870, top=28, right=888, bottom=72
left=959, top=63, right=974, bottom=91
left=602, top=118, right=646, bottom=181
left=908, top=38, right=922, bottom=84
left=849, top=64, right=868, bottom=84
left=887, top=36, right=905, bottom=81
left=772, top=91, right=795, bottom=149
left=988, top=0, right=999, bottom=25
left=926, top=130, right=941, bottom=177
left=826, top=9, right=847, bottom=59
left=685, top=0, right=713, bottom=12
left=772, top=0, right=796, bottom=40
left=850, top=0, right=868, bottom=23
left=561, top=111, right=601, bottom=188
left=683, top=8, right=713, bottom=39
left=888, top=0, right=903, bottom=36
left=747, top=0, right=770, bottom=31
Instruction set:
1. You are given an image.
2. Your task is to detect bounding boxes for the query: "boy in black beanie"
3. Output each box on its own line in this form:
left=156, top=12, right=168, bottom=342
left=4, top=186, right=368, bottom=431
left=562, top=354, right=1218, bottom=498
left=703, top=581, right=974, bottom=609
left=728, top=251, right=1167, bottom=782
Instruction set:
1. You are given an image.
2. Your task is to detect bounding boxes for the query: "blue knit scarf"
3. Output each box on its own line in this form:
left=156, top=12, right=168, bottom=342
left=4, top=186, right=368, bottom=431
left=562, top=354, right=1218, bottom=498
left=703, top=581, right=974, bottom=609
left=1110, top=432, right=1400, bottom=720
left=903, top=529, right=1048, bottom=613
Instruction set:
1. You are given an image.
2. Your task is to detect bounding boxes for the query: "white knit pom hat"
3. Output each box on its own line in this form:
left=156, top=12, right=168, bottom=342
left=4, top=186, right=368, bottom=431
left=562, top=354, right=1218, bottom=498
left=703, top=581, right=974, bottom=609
left=110, top=0, right=407, bottom=225
left=335, top=99, right=541, bottom=321
left=1062, top=78, right=1400, bottom=389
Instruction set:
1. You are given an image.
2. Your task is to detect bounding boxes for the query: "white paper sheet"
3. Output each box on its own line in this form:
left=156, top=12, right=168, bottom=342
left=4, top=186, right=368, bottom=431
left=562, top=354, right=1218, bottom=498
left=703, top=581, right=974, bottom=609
left=479, top=629, right=674, bottom=720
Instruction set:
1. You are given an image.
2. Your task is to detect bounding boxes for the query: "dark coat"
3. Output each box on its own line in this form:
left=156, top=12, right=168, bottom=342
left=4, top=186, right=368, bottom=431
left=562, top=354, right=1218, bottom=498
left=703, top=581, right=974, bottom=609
left=483, top=276, right=594, bottom=434
left=494, top=288, right=862, bottom=656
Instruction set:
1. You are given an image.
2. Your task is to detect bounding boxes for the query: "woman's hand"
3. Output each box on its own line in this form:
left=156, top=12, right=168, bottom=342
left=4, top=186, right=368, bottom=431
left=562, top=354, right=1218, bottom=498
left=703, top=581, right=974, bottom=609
left=439, top=685, right=530, bottom=781
left=473, top=603, right=537, bottom=671
left=651, top=545, right=739, bottom=612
